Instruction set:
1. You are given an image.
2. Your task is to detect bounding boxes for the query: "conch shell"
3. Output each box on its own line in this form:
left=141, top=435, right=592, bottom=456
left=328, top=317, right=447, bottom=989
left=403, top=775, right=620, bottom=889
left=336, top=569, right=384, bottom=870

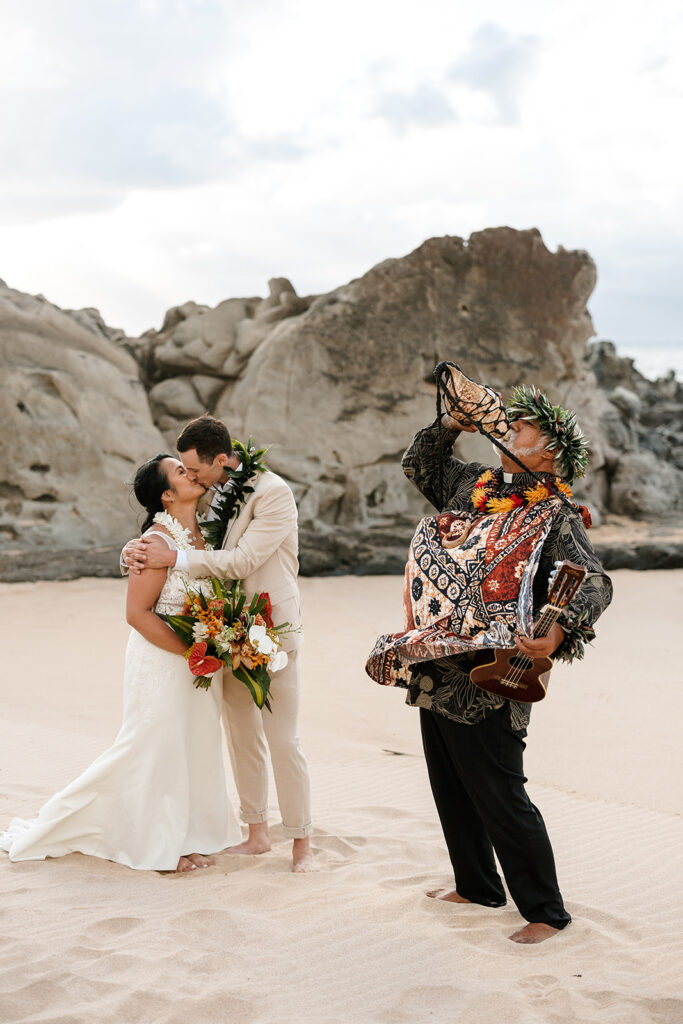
left=438, top=362, right=510, bottom=438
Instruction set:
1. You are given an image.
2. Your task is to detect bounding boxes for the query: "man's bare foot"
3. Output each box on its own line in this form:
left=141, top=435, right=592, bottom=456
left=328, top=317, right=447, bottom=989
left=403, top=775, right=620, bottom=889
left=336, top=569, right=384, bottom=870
left=509, top=923, right=561, bottom=944
left=225, top=823, right=271, bottom=856
left=187, top=853, right=215, bottom=868
left=176, top=856, right=197, bottom=872
left=426, top=888, right=471, bottom=903
left=292, top=837, right=318, bottom=873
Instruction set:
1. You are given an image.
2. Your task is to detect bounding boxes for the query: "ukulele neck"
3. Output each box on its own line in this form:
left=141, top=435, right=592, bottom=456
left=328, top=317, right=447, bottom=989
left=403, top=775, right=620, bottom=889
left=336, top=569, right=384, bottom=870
left=532, top=603, right=563, bottom=639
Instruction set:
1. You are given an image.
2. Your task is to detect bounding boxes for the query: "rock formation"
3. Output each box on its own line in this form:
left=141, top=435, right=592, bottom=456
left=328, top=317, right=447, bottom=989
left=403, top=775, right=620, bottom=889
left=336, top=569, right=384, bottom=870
left=0, top=280, right=166, bottom=580
left=1, top=229, right=681, bottom=580
left=588, top=341, right=683, bottom=518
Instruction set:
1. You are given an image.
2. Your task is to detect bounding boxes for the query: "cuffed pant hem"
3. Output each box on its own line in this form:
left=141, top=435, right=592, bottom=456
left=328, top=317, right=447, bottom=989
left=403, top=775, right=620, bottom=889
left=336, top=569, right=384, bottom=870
left=282, top=823, right=313, bottom=839
left=531, top=915, right=571, bottom=930
left=240, top=809, right=269, bottom=825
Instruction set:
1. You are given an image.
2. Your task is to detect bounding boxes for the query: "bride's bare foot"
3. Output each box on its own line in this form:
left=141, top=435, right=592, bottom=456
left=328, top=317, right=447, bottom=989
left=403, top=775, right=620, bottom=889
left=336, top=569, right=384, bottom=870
left=187, top=853, right=215, bottom=869
left=292, top=837, right=318, bottom=873
left=509, top=923, right=561, bottom=944
left=426, top=888, right=471, bottom=903
left=225, top=823, right=271, bottom=856
left=176, top=856, right=197, bottom=872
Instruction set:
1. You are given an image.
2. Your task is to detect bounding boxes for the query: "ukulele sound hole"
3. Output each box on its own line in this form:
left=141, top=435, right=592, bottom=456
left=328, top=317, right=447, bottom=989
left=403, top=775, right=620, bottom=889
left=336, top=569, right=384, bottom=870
left=509, top=655, right=532, bottom=671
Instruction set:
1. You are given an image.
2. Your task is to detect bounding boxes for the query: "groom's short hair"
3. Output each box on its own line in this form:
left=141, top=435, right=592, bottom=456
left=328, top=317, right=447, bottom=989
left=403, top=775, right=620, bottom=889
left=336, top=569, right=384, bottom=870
left=176, top=415, right=233, bottom=463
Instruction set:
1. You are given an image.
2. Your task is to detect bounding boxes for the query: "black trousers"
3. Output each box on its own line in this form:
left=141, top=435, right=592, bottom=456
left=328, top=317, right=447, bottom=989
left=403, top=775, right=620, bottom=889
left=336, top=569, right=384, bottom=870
left=420, top=705, right=571, bottom=930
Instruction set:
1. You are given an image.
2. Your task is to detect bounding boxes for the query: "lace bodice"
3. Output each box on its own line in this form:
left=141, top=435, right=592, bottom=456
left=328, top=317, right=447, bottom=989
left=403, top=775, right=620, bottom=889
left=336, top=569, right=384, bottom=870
left=144, top=531, right=214, bottom=616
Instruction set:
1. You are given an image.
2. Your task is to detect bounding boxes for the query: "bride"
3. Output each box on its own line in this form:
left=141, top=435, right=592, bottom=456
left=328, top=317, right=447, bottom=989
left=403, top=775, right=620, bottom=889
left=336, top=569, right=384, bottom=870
left=0, top=454, right=241, bottom=872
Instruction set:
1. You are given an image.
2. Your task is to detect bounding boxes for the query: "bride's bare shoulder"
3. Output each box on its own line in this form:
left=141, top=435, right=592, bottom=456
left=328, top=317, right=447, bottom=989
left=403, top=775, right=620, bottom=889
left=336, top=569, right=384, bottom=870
left=142, top=526, right=175, bottom=546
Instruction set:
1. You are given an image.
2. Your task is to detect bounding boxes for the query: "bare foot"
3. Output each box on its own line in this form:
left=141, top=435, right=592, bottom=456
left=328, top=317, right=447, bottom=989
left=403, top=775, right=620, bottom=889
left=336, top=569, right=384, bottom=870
left=186, top=853, right=215, bottom=869
left=225, top=838, right=272, bottom=855
left=292, top=837, right=318, bottom=873
left=509, top=923, right=561, bottom=944
left=426, top=888, right=471, bottom=903
left=176, top=856, right=197, bottom=872
left=225, top=823, right=271, bottom=856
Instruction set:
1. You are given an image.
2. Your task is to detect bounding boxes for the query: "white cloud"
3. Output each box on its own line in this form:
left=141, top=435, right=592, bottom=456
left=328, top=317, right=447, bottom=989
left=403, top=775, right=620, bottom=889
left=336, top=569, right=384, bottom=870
left=448, top=22, right=540, bottom=124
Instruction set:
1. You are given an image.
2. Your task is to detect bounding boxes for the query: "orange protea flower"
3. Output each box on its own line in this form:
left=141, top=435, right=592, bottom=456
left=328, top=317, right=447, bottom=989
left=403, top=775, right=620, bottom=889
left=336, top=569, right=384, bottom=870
left=487, top=497, right=517, bottom=513
left=478, top=470, right=493, bottom=485
left=556, top=481, right=573, bottom=498
left=472, top=490, right=488, bottom=510
left=524, top=482, right=551, bottom=504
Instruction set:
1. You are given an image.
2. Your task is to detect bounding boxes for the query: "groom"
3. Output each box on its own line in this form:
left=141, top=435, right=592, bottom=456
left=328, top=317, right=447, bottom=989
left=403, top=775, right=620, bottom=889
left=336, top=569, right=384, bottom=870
left=123, top=414, right=315, bottom=872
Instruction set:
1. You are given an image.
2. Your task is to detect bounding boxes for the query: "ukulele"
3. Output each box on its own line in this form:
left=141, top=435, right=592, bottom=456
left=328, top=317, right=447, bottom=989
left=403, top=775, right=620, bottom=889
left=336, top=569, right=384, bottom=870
left=468, top=560, right=587, bottom=703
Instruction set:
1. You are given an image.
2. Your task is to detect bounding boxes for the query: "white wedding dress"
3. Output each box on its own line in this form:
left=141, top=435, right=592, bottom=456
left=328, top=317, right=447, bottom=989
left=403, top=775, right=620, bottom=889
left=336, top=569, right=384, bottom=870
left=0, top=531, right=241, bottom=871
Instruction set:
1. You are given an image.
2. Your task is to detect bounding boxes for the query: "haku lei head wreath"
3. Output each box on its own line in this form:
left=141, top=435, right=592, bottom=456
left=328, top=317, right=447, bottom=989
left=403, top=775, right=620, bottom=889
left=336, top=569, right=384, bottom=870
left=506, top=385, right=590, bottom=483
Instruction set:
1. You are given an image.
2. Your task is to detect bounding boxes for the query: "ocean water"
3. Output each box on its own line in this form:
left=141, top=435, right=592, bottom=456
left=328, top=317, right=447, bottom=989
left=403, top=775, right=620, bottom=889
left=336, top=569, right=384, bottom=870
left=607, top=340, right=682, bottom=381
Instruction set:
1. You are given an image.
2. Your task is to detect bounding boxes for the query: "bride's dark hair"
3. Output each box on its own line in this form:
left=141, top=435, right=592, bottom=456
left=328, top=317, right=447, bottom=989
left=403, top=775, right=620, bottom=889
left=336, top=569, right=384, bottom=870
left=133, top=454, right=174, bottom=533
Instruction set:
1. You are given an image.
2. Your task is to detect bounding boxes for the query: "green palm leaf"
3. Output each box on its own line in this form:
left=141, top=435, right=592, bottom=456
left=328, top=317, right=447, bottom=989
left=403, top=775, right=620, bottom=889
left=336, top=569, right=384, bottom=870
left=232, top=663, right=272, bottom=710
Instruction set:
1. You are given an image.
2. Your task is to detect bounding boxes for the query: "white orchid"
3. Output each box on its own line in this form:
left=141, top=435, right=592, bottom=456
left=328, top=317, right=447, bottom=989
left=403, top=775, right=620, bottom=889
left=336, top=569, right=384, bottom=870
left=269, top=650, right=288, bottom=673
left=248, top=623, right=277, bottom=656
left=248, top=623, right=266, bottom=646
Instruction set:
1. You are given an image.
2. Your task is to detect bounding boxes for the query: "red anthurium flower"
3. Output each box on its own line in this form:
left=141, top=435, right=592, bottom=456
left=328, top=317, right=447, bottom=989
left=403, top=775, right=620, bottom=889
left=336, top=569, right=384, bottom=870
left=258, top=592, right=274, bottom=628
left=187, top=642, right=223, bottom=676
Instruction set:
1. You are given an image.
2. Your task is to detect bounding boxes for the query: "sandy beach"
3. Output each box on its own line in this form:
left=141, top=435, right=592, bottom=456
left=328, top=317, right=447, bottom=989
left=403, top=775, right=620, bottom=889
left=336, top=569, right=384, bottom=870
left=1, top=570, right=682, bottom=1024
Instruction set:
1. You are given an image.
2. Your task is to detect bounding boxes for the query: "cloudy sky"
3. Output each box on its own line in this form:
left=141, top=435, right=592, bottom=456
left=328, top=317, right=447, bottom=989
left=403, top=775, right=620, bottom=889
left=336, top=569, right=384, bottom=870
left=1, top=0, right=681, bottom=374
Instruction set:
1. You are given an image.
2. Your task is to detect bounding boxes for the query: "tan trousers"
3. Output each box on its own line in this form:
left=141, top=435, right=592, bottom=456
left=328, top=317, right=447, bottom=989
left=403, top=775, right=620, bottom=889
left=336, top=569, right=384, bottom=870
left=221, top=650, right=312, bottom=838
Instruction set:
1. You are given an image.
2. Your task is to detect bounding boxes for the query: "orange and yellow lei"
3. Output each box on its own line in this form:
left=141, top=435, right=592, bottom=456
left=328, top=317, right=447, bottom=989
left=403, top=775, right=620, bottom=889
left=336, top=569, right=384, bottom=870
left=471, top=468, right=573, bottom=516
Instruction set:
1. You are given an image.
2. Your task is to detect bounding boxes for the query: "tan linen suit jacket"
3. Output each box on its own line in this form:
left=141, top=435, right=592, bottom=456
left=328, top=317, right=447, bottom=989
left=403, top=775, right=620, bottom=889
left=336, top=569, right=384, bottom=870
left=185, top=471, right=302, bottom=652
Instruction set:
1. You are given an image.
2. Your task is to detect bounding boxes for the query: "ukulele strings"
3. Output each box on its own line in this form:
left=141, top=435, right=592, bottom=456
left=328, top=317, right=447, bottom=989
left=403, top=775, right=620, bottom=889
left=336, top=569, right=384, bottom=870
left=505, top=607, right=558, bottom=685
left=505, top=573, right=570, bottom=686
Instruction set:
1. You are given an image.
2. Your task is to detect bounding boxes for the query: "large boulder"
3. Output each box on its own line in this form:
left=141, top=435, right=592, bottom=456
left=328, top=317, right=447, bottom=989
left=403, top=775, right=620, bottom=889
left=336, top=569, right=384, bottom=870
left=0, top=281, right=166, bottom=579
left=222, top=230, right=604, bottom=568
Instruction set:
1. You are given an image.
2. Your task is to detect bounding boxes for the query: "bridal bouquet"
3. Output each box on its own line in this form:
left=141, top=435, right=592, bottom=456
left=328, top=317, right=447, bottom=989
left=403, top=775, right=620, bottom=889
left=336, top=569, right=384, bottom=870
left=162, top=579, right=291, bottom=709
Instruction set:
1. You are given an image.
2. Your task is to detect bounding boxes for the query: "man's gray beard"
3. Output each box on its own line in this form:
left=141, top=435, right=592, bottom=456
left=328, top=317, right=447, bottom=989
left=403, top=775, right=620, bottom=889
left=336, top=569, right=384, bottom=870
left=492, top=438, right=547, bottom=470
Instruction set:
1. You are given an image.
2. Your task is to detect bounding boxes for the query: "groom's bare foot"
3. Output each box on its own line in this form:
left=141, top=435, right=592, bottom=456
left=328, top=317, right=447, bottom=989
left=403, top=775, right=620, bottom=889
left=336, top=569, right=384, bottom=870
left=176, top=856, right=197, bottom=872
left=509, top=923, right=561, bottom=944
left=225, top=823, right=271, bottom=856
left=292, top=837, right=318, bottom=873
left=426, top=888, right=471, bottom=903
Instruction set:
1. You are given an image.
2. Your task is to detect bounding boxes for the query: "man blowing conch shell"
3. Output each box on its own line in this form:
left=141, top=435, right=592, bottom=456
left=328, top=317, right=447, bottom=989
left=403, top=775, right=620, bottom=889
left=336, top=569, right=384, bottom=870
left=366, top=371, right=612, bottom=943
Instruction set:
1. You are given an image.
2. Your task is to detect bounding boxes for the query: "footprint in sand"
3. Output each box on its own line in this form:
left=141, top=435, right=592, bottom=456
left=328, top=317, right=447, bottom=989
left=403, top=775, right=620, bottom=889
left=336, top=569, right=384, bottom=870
left=309, top=834, right=368, bottom=857
left=84, top=916, right=144, bottom=942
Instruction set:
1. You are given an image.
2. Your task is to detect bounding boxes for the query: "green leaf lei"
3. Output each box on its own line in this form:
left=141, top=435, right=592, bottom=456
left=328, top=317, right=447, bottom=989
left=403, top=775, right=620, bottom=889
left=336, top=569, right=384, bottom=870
left=200, top=437, right=269, bottom=550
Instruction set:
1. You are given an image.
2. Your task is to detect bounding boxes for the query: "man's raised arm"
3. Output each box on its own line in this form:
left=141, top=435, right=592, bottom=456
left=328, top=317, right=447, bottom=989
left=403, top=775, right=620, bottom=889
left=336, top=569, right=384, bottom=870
left=402, top=414, right=482, bottom=512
